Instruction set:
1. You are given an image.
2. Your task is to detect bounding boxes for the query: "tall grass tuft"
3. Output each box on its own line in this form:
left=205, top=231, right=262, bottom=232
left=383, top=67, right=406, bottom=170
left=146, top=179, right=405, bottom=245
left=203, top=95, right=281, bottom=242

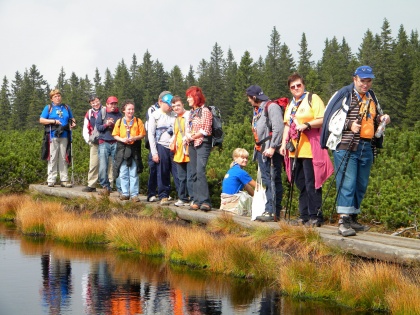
left=106, top=217, right=167, bottom=255
left=15, top=199, right=63, bottom=235
left=165, top=225, right=214, bottom=268
left=0, top=194, right=30, bottom=220
left=339, top=261, right=403, bottom=311
left=207, top=213, right=249, bottom=235
left=50, top=212, right=108, bottom=244
left=386, top=281, right=420, bottom=315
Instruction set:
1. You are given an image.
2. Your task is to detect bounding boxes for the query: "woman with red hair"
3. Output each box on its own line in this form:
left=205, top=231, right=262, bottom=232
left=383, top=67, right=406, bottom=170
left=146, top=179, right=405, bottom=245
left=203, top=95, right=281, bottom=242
left=184, top=86, right=213, bottom=211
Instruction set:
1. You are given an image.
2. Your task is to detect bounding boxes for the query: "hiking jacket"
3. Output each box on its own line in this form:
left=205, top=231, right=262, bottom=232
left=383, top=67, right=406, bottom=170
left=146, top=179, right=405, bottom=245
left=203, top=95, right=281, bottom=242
left=320, top=83, right=383, bottom=151
left=95, top=109, right=122, bottom=142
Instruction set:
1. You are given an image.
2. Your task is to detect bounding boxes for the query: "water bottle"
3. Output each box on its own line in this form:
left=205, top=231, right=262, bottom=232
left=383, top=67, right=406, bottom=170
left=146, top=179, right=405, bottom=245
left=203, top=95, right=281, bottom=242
left=375, top=118, right=386, bottom=138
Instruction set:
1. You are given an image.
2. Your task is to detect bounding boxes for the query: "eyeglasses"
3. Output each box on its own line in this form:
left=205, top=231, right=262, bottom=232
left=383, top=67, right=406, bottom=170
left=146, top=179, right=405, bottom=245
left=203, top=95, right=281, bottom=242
left=290, top=84, right=302, bottom=90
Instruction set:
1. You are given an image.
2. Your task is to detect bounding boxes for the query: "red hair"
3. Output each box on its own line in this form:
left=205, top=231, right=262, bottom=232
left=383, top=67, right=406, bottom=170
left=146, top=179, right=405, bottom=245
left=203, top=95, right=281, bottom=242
left=185, top=86, right=206, bottom=107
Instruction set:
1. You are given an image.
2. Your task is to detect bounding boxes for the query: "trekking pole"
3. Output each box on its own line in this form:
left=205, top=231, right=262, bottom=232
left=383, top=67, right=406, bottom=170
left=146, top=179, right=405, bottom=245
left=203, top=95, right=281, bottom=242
left=270, top=158, right=277, bottom=222
left=285, top=131, right=301, bottom=221
left=70, top=129, right=74, bottom=185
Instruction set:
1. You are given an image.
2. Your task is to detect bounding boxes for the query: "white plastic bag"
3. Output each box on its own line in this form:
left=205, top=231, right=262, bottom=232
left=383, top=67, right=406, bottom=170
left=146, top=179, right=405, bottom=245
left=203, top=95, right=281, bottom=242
left=251, top=165, right=266, bottom=220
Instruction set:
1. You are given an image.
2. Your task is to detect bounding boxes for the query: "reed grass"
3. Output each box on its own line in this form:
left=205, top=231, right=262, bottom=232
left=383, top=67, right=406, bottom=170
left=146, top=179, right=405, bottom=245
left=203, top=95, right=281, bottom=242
left=0, top=194, right=30, bottom=220
left=2, top=193, right=420, bottom=313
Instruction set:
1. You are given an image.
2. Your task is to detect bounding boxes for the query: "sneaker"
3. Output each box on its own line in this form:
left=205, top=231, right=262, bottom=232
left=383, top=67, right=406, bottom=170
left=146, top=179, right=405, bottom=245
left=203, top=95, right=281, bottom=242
left=60, top=181, right=73, bottom=188
left=350, top=214, right=370, bottom=232
left=82, top=186, right=96, bottom=192
left=131, top=196, right=141, bottom=202
left=47, top=182, right=55, bottom=187
left=160, top=198, right=170, bottom=206
left=174, top=199, right=188, bottom=207
left=338, top=216, right=357, bottom=237
left=257, top=212, right=274, bottom=222
left=98, top=187, right=111, bottom=196
left=168, top=196, right=173, bottom=201
left=189, top=203, right=200, bottom=210
left=119, top=195, right=129, bottom=201
left=147, top=196, right=157, bottom=202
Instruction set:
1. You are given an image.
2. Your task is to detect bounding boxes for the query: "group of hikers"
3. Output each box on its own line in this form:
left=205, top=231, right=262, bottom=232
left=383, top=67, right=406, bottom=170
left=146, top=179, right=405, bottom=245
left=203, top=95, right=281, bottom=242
left=40, top=65, right=390, bottom=237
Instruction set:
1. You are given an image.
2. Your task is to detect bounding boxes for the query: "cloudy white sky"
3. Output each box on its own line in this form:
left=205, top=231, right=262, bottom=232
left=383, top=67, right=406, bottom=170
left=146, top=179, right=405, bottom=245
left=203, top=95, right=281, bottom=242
left=0, top=0, right=418, bottom=86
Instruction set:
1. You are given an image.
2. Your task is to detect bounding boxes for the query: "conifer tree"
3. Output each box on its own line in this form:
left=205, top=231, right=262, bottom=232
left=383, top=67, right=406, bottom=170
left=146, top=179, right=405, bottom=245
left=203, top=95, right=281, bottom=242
left=264, top=27, right=282, bottom=97
left=357, top=29, right=380, bottom=68
left=138, top=50, right=155, bottom=111
left=232, top=51, right=254, bottom=123
left=297, top=32, right=313, bottom=80
left=206, top=42, right=225, bottom=108
left=103, top=68, right=114, bottom=100
left=221, top=48, right=237, bottom=118
left=0, top=76, right=11, bottom=129
left=25, top=65, right=48, bottom=129
left=168, top=65, right=185, bottom=98
left=112, top=59, right=133, bottom=101
left=277, top=43, right=296, bottom=97
left=185, top=65, right=197, bottom=88
left=93, top=68, right=105, bottom=100
left=252, top=56, right=265, bottom=86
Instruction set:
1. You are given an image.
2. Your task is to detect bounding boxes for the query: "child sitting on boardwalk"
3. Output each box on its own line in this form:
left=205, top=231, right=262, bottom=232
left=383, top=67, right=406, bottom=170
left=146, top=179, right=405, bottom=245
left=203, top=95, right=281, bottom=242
left=220, top=148, right=256, bottom=216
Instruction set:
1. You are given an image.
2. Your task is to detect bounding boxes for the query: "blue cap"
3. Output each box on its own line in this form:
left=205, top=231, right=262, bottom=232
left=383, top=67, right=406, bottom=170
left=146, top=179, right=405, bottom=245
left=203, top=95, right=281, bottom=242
left=246, top=85, right=269, bottom=101
left=353, top=66, right=375, bottom=79
left=161, top=93, right=173, bottom=107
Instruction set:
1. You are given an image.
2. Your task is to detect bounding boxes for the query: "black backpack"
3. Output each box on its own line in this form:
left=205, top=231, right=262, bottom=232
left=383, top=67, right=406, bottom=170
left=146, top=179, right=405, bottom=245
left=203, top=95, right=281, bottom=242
left=199, top=105, right=224, bottom=148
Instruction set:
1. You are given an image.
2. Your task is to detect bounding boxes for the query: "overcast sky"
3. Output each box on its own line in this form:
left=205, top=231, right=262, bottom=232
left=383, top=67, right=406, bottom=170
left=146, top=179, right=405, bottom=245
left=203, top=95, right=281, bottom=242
left=1, top=0, right=418, bottom=86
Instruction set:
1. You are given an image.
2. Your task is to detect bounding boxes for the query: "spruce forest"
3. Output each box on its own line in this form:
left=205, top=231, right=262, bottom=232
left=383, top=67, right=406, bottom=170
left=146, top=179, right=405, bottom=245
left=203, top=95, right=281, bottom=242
left=1, top=19, right=419, bottom=231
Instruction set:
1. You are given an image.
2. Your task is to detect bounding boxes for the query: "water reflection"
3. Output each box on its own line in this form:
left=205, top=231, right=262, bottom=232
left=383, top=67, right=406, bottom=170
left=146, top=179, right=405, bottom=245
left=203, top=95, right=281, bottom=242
left=0, top=223, right=375, bottom=315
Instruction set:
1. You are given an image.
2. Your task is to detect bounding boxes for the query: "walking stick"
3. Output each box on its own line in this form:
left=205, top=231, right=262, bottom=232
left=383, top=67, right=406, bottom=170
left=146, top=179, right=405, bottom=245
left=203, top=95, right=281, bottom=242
left=270, top=157, right=277, bottom=221
left=285, top=131, right=301, bottom=221
left=70, top=129, right=74, bottom=185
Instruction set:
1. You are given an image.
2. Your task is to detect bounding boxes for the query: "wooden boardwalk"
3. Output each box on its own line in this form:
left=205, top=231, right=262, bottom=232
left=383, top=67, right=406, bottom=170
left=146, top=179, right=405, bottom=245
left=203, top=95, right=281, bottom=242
left=29, top=184, right=420, bottom=265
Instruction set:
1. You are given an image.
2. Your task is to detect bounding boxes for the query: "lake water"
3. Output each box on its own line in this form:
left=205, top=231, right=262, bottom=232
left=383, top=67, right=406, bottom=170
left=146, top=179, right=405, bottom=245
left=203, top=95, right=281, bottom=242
left=0, top=223, right=372, bottom=315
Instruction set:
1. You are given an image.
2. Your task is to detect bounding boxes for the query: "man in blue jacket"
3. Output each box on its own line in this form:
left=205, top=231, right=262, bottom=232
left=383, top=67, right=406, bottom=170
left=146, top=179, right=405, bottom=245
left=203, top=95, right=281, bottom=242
left=96, top=96, right=122, bottom=196
left=321, top=66, right=390, bottom=236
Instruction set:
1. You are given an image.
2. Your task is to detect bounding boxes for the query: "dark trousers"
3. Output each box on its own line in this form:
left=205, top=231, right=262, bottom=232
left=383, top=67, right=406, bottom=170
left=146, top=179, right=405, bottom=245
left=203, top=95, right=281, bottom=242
left=155, top=144, right=179, bottom=199
left=176, top=162, right=193, bottom=202
left=293, top=158, right=323, bottom=222
left=256, top=150, right=283, bottom=217
left=188, top=142, right=212, bottom=206
left=147, top=152, right=157, bottom=199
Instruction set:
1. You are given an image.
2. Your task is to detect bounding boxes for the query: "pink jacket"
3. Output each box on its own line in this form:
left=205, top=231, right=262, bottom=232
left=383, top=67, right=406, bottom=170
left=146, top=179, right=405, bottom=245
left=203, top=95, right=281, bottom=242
left=285, top=128, right=334, bottom=189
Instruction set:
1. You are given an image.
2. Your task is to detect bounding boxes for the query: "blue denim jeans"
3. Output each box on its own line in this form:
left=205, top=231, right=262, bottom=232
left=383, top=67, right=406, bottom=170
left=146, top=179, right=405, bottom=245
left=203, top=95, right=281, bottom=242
left=333, top=140, right=373, bottom=215
left=176, top=162, right=193, bottom=202
left=119, top=160, right=139, bottom=198
left=98, top=141, right=117, bottom=190
left=256, top=150, right=283, bottom=217
left=188, top=141, right=212, bottom=206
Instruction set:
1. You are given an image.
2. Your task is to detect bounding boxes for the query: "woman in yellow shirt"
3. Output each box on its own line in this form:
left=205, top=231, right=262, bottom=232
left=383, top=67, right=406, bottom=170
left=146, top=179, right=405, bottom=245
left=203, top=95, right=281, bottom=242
left=112, top=100, right=146, bottom=201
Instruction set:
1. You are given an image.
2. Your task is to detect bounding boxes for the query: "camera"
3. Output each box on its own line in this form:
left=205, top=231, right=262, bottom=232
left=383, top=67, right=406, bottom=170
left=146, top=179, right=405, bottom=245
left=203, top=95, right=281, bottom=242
left=285, top=141, right=295, bottom=152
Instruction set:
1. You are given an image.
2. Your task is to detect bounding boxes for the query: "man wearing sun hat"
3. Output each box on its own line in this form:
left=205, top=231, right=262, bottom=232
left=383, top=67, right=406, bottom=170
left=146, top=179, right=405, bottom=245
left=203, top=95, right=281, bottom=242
left=321, top=66, right=391, bottom=236
left=148, top=91, right=179, bottom=205
left=95, top=96, right=122, bottom=196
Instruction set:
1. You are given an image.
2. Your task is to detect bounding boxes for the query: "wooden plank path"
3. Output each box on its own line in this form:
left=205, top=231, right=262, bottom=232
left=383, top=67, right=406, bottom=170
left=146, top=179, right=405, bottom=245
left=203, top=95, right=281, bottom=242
left=29, top=184, right=420, bottom=265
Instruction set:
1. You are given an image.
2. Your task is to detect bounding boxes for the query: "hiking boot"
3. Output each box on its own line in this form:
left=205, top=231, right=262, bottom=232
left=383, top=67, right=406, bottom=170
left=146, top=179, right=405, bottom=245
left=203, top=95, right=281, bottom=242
left=82, top=186, right=96, bottom=192
left=338, top=216, right=357, bottom=237
left=119, top=195, right=129, bottom=201
left=200, top=204, right=211, bottom=211
left=350, top=214, right=370, bottom=232
left=98, top=187, right=111, bottom=196
left=60, top=181, right=73, bottom=188
left=131, top=196, right=141, bottom=202
left=147, top=196, right=157, bottom=202
left=47, top=182, right=55, bottom=187
left=257, top=212, right=275, bottom=222
left=304, top=219, right=323, bottom=228
left=174, top=199, right=188, bottom=207
left=160, top=198, right=170, bottom=206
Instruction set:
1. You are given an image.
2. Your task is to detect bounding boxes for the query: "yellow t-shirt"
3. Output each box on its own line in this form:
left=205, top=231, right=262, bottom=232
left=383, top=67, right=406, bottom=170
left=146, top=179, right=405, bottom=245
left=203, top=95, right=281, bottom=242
left=283, top=93, right=325, bottom=158
left=112, top=117, right=146, bottom=141
left=173, top=115, right=190, bottom=163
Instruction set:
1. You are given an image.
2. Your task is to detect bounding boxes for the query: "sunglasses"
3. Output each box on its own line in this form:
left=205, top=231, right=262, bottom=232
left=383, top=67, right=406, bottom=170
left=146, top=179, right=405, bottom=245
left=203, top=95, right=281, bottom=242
left=290, top=83, right=302, bottom=90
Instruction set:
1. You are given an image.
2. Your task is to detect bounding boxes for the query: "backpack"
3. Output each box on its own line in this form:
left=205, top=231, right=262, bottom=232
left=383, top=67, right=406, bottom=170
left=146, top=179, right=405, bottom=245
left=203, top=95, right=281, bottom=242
left=144, top=104, right=159, bottom=150
left=88, top=107, right=106, bottom=145
left=199, top=105, right=224, bottom=148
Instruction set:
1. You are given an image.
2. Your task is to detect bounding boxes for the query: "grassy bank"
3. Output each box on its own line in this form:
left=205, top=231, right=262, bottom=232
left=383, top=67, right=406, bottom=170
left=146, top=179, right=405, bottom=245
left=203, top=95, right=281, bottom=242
left=1, top=193, right=419, bottom=314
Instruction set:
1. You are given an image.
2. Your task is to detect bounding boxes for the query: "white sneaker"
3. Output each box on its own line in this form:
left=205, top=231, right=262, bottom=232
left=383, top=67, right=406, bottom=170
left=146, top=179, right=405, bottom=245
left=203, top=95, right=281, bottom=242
left=168, top=196, right=173, bottom=201
left=174, top=199, right=187, bottom=207
left=148, top=196, right=157, bottom=202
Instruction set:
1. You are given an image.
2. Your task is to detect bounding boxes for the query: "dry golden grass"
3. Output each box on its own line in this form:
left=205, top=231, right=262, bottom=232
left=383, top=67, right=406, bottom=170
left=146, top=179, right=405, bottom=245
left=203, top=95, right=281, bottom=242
left=15, top=199, right=63, bottom=235
left=0, top=194, right=30, bottom=219
left=264, top=221, right=333, bottom=259
left=386, top=281, right=420, bottom=315
left=207, top=213, right=249, bottom=235
left=106, top=217, right=168, bottom=255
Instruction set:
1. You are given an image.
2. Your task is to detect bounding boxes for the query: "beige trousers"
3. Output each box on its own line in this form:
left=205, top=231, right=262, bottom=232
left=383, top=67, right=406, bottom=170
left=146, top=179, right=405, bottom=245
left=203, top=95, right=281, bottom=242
left=87, top=144, right=113, bottom=188
left=48, top=137, right=69, bottom=183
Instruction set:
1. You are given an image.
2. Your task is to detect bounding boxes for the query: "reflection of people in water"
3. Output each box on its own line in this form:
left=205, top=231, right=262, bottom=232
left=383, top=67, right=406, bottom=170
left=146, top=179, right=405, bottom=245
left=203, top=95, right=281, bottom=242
left=41, top=253, right=73, bottom=314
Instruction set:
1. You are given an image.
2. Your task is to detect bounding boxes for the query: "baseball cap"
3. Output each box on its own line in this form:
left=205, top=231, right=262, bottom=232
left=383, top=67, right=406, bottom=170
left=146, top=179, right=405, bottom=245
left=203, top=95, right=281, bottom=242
left=353, top=66, right=375, bottom=79
left=106, top=96, right=118, bottom=104
left=161, top=93, right=174, bottom=107
left=246, top=85, right=269, bottom=101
